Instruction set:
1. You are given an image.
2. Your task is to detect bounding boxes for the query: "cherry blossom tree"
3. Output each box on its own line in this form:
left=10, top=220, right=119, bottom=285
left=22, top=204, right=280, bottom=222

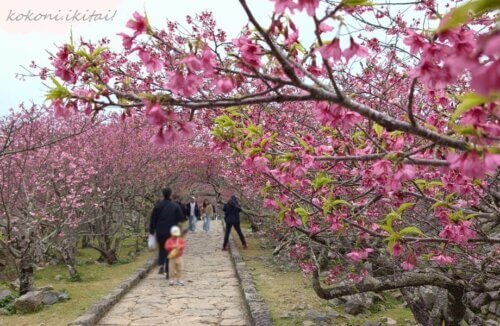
left=33, top=0, right=499, bottom=323
left=0, top=106, right=218, bottom=291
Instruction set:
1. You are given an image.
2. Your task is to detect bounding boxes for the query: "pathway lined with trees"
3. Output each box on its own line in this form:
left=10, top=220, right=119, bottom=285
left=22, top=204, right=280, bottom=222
left=98, top=222, right=248, bottom=326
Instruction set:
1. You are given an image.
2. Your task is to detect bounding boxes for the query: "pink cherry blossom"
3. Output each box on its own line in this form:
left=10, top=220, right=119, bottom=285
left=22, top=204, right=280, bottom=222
left=318, top=38, right=342, bottom=61
left=401, top=260, right=415, bottom=271
left=439, top=220, right=477, bottom=244
left=182, top=54, right=204, bottom=72
left=296, top=0, right=319, bottom=16
left=430, top=254, right=455, bottom=265
left=263, top=198, right=278, bottom=209
left=232, top=36, right=261, bottom=68
left=403, top=29, right=427, bottom=54
left=150, top=127, right=167, bottom=146
left=319, top=23, right=334, bottom=33
left=138, top=49, right=162, bottom=73
left=471, top=60, right=500, bottom=96
left=215, top=77, right=234, bottom=94
left=447, top=151, right=499, bottom=179
left=346, top=248, right=374, bottom=262
left=284, top=213, right=302, bottom=227
left=145, top=102, right=167, bottom=126
left=165, top=71, right=201, bottom=97
left=392, top=242, right=404, bottom=257
left=372, top=160, right=392, bottom=177
left=126, top=11, right=148, bottom=35
left=343, top=37, right=369, bottom=62
left=271, top=0, right=297, bottom=14
left=201, top=46, right=217, bottom=72
left=117, top=33, right=135, bottom=50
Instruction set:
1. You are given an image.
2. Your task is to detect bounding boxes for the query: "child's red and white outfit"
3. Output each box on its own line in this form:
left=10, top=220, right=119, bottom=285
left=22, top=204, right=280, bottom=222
left=164, top=235, right=186, bottom=284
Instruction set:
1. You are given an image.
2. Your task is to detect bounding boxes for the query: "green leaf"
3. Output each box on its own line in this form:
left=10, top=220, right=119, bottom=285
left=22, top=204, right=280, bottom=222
left=449, top=210, right=464, bottom=221
left=296, top=137, right=310, bottom=150
left=312, top=173, right=332, bottom=190
left=45, top=77, right=71, bottom=100
left=486, top=146, right=500, bottom=154
left=438, top=0, right=500, bottom=32
left=451, top=92, right=487, bottom=121
left=246, top=124, right=262, bottom=136
left=278, top=209, right=286, bottom=221
left=431, top=201, right=447, bottom=209
left=214, top=114, right=236, bottom=127
left=428, top=181, right=444, bottom=188
left=454, top=124, right=478, bottom=136
left=399, top=226, right=424, bottom=236
left=397, top=202, right=414, bottom=214
left=373, top=123, right=383, bottom=136
left=295, top=206, right=309, bottom=225
left=260, top=138, right=270, bottom=149
left=91, top=46, right=108, bottom=58
left=248, top=147, right=262, bottom=156
left=445, top=193, right=456, bottom=203
left=331, top=199, right=352, bottom=207
left=386, top=234, right=400, bottom=253
left=379, top=224, right=395, bottom=235
left=260, top=183, right=271, bottom=196
left=386, top=210, right=400, bottom=227
left=341, top=0, right=373, bottom=6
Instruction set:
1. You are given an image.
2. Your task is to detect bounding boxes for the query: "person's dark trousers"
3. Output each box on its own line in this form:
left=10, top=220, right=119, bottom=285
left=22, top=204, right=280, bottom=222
left=223, top=222, right=247, bottom=248
left=156, top=234, right=170, bottom=278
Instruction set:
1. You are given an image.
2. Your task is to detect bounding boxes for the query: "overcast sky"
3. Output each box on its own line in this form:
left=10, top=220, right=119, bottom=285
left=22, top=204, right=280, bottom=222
left=1, top=1, right=426, bottom=116
left=0, top=0, right=282, bottom=115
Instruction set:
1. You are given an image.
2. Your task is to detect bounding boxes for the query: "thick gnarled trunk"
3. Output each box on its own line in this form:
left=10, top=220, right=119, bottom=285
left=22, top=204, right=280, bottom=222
left=19, top=255, right=34, bottom=295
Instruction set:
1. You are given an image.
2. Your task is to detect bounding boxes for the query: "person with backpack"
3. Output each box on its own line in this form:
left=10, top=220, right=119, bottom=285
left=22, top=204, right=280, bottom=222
left=222, top=195, right=248, bottom=250
left=149, top=188, right=185, bottom=278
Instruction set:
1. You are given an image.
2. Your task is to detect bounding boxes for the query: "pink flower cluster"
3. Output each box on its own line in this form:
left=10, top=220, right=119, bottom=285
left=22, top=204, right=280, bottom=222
left=272, top=0, right=320, bottom=16
left=318, top=37, right=369, bottom=63
left=241, top=155, right=270, bottom=173
left=447, top=150, right=500, bottom=179
left=407, top=27, right=499, bottom=96
left=313, top=102, right=363, bottom=130
left=438, top=220, right=477, bottom=244
left=232, top=36, right=262, bottom=68
left=430, top=253, right=455, bottom=265
left=346, top=248, right=374, bottom=262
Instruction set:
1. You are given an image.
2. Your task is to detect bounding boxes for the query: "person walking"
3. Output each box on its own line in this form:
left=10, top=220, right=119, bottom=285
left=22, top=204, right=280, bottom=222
left=164, top=226, right=186, bottom=286
left=222, top=195, right=248, bottom=250
left=149, top=188, right=184, bottom=278
left=172, top=193, right=188, bottom=233
left=201, top=199, right=214, bottom=233
left=186, top=196, right=200, bottom=232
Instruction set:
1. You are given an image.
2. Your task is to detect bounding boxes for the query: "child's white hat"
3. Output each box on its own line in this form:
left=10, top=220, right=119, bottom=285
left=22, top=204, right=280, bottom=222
left=170, top=226, right=181, bottom=236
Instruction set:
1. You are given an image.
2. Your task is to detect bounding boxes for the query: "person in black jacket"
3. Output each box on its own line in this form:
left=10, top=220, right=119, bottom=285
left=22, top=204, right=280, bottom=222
left=149, top=188, right=184, bottom=278
left=222, top=195, right=248, bottom=250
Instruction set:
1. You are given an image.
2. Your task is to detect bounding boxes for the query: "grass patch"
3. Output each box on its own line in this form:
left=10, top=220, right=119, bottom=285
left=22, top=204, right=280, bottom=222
left=234, top=223, right=415, bottom=325
left=0, top=238, right=153, bottom=326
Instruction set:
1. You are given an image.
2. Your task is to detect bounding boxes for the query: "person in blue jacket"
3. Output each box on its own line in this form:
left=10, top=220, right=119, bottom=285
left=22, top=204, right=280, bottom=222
left=222, top=195, right=248, bottom=250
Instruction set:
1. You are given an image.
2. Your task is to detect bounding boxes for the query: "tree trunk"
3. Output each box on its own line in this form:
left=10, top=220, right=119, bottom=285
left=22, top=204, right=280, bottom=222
left=19, top=255, right=34, bottom=295
left=81, top=235, right=90, bottom=248
left=89, top=244, right=118, bottom=264
left=60, top=242, right=79, bottom=280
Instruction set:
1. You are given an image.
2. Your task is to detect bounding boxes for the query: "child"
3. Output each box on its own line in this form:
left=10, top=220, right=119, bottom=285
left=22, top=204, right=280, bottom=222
left=164, top=225, right=186, bottom=286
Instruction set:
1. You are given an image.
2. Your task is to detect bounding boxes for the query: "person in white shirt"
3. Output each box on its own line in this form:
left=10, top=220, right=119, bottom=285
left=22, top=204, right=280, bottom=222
left=186, top=197, right=200, bottom=232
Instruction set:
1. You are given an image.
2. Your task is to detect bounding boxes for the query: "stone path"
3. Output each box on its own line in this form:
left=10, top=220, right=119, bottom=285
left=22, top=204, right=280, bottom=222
left=98, top=221, right=249, bottom=326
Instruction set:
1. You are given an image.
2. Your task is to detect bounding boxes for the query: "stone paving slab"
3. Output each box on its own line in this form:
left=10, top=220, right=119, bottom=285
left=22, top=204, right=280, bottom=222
left=98, top=221, right=249, bottom=326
